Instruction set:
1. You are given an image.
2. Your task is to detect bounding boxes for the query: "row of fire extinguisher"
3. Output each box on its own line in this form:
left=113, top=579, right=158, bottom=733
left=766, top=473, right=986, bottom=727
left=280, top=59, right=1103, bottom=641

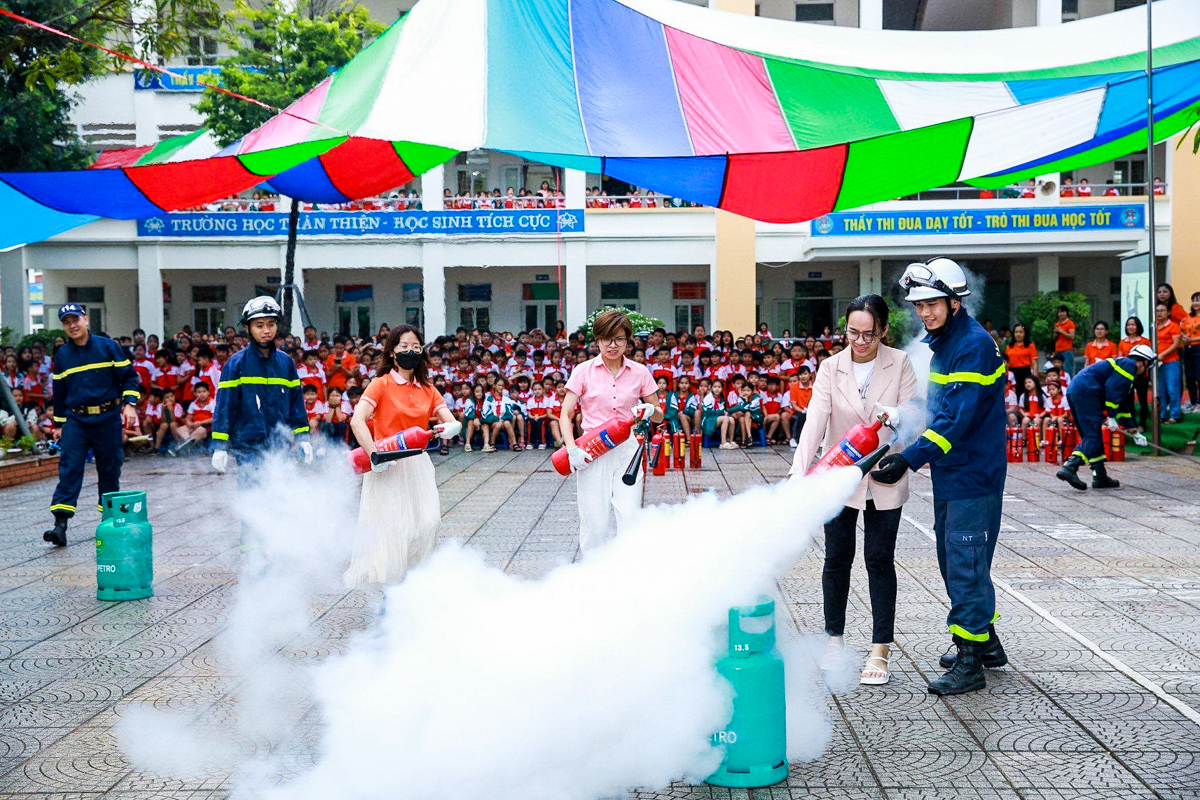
left=1006, top=424, right=1126, bottom=464
left=642, top=431, right=703, bottom=475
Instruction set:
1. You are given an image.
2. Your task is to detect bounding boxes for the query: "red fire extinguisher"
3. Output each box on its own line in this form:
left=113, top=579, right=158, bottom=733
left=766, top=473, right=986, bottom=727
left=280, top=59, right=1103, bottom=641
left=1062, top=423, right=1077, bottom=456
left=1005, top=426, right=1018, bottom=462
left=1103, top=426, right=1113, bottom=461
left=1025, top=427, right=1040, bottom=462
left=1042, top=427, right=1059, bottom=464
left=552, top=416, right=637, bottom=476
left=650, top=433, right=666, bottom=476
left=347, top=426, right=434, bottom=474
left=689, top=433, right=702, bottom=468
left=807, top=409, right=895, bottom=476
left=673, top=432, right=685, bottom=469
left=1111, top=427, right=1125, bottom=462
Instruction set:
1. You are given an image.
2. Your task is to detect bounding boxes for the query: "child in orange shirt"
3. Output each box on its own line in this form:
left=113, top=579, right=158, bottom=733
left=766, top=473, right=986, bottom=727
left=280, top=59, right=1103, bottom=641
left=788, top=368, right=813, bottom=446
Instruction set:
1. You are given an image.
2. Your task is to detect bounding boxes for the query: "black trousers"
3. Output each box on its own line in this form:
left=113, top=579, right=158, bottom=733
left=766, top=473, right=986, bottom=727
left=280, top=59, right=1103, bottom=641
left=1118, top=374, right=1151, bottom=429
left=823, top=501, right=902, bottom=644
left=789, top=410, right=806, bottom=440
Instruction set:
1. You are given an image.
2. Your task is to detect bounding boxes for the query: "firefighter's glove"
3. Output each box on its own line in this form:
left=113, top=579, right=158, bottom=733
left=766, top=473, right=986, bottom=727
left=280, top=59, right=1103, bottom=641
left=1134, top=433, right=1148, bottom=447
left=872, top=452, right=910, bottom=485
left=435, top=420, right=462, bottom=440
left=632, top=403, right=656, bottom=423
left=211, top=450, right=228, bottom=475
left=567, top=445, right=592, bottom=473
left=1105, top=417, right=1120, bottom=432
left=300, top=441, right=314, bottom=465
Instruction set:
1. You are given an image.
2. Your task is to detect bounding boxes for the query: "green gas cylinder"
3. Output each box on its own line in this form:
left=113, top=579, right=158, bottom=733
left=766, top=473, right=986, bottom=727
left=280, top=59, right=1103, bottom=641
left=705, top=595, right=787, bottom=788
left=95, top=491, right=153, bottom=602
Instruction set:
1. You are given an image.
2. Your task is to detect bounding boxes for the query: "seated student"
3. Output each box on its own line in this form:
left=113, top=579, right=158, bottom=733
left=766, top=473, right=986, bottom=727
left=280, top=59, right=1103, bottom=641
left=1005, top=381, right=1022, bottom=427
left=675, top=375, right=695, bottom=438
left=298, top=350, right=326, bottom=396
left=654, top=375, right=681, bottom=434
left=481, top=378, right=519, bottom=453
left=142, top=387, right=170, bottom=452
left=512, top=375, right=532, bottom=450
left=183, top=381, right=215, bottom=450
left=159, top=388, right=189, bottom=455
left=651, top=348, right=675, bottom=389
left=706, top=379, right=738, bottom=449
left=1017, top=375, right=1043, bottom=438
left=692, top=377, right=712, bottom=438
left=462, top=384, right=484, bottom=452
left=324, top=386, right=349, bottom=444
left=788, top=367, right=813, bottom=447
left=302, top=383, right=326, bottom=438
left=762, top=375, right=791, bottom=444
left=1042, top=380, right=1070, bottom=443
left=543, top=381, right=565, bottom=447
left=1, top=386, right=39, bottom=440
left=525, top=381, right=555, bottom=449
left=735, top=382, right=764, bottom=447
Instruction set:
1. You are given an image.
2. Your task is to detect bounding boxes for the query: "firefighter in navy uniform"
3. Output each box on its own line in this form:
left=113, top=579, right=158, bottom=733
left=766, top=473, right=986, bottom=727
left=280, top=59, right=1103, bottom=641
left=1057, top=344, right=1156, bottom=491
left=872, top=259, right=1007, bottom=696
left=44, top=303, right=142, bottom=547
left=209, top=296, right=312, bottom=483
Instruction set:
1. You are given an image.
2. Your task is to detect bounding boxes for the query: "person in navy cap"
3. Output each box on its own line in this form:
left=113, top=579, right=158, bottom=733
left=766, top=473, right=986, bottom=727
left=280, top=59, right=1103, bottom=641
left=43, top=303, right=142, bottom=546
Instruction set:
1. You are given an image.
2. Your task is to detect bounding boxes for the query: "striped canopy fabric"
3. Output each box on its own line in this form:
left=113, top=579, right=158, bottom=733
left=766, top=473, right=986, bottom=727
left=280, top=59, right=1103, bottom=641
left=3, top=0, right=1199, bottom=248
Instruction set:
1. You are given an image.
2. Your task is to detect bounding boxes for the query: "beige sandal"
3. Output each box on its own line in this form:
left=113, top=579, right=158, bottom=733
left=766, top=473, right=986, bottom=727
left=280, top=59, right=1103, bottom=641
left=860, top=653, right=891, bottom=685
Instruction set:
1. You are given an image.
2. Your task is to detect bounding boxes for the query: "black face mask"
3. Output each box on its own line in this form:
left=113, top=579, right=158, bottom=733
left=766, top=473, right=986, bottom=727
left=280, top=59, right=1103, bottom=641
left=395, top=351, right=422, bottom=371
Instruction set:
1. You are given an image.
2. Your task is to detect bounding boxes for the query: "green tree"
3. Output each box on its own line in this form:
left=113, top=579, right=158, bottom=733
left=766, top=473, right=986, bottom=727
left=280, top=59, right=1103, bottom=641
left=1014, top=291, right=1092, bottom=353
left=0, top=0, right=222, bottom=171
left=194, top=0, right=382, bottom=147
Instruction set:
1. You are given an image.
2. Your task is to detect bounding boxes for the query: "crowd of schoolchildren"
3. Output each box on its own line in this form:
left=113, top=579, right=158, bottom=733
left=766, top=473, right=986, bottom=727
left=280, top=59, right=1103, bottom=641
left=6, top=282, right=1198, bottom=457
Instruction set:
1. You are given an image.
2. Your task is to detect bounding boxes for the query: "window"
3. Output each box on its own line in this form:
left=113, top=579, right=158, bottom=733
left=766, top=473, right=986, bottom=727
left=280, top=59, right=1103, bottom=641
left=522, top=283, right=560, bottom=332
left=794, top=2, right=834, bottom=23
left=672, top=282, right=707, bottom=333
left=66, top=286, right=105, bottom=332
left=186, top=34, right=219, bottom=66
left=458, top=284, right=492, bottom=331
left=601, top=281, right=639, bottom=312
left=336, top=284, right=374, bottom=339
left=1058, top=276, right=1076, bottom=294
left=402, top=283, right=423, bottom=328
left=791, top=280, right=835, bottom=336
left=191, top=284, right=226, bottom=333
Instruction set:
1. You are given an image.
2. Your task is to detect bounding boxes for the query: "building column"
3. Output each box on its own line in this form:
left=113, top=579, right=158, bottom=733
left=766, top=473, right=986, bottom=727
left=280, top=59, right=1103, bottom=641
left=565, top=239, right=588, bottom=332
left=423, top=241, right=447, bottom=336
left=859, top=0, right=883, bottom=30
left=565, top=168, right=586, bottom=208
left=0, top=248, right=30, bottom=338
left=1036, top=255, right=1059, bottom=295
left=706, top=0, right=757, bottom=336
left=421, top=164, right=444, bottom=211
left=858, top=258, right=882, bottom=296
left=136, top=244, right=164, bottom=338
left=1170, top=133, right=1200, bottom=289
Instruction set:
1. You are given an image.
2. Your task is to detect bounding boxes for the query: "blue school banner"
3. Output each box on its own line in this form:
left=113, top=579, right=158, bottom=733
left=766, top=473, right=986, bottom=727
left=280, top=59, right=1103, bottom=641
left=810, top=204, right=1145, bottom=236
left=134, top=67, right=223, bottom=92
left=137, top=209, right=585, bottom=237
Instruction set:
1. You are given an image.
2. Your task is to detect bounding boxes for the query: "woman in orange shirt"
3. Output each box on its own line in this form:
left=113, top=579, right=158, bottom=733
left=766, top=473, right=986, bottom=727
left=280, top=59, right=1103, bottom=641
left=1157, top=283, right=1187, bottom=324
left=1156, top=302, right=1183, bottom=423
left=1119, top=316, right=1153, bottom=429
left=345, top=325, right=461, bottom=586
left=1004, top=323, right=1038, bottom=389
left=1083, top=321, right=1118, bottom=366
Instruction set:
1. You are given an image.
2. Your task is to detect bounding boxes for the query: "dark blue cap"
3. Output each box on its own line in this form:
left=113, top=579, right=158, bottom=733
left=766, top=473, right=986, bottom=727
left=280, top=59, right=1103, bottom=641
left=57, top=303, right=85, bottom=320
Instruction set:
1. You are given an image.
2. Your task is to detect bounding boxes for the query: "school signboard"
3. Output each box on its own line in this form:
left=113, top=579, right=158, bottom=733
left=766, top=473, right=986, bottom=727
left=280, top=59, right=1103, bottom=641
left=136, top=209, right=584, bottom=237
left=810, top=205, right=1145, bottom=237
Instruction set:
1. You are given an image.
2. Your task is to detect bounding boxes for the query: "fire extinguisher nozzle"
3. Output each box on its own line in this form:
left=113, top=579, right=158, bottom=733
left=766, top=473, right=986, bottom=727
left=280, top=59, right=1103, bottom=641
left=854, top=444, right=891, bottom=476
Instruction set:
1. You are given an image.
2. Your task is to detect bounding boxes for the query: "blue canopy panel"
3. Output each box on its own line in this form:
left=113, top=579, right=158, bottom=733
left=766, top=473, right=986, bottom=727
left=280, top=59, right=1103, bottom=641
left=2, top=170, right=162, bottom=219
left=0, top=181, right=97, bottom=250
left=601, top=156, right=728, bottom=208
left=260, top=157, right=351, bottom=204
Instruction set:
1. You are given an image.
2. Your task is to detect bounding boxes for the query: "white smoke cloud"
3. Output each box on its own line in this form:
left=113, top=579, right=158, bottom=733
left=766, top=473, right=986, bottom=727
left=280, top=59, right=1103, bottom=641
left=121, top=448, right=863, bottom=799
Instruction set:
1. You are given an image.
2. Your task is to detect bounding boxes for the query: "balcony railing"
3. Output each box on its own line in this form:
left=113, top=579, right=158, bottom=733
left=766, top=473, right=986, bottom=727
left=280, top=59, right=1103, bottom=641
left=903, top=182, right=1168, bottom=201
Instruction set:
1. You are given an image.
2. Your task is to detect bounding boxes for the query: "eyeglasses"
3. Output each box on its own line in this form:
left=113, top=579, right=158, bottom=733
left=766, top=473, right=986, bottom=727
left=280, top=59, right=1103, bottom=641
left=900, top=262, right=960, bottom=299
left=845, top=328, right=879, bottom=344
left=394, top=345, right=423, bottom=354
left=597, top=338, right=628, bottom=348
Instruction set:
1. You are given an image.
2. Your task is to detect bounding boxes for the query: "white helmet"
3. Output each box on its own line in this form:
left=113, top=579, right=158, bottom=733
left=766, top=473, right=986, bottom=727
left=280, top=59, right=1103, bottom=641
left=240, top=295, right=282, bottom=326
left=1128, top=343, right=1157, bottom=364
left=900, top=258, right=971, bottom=302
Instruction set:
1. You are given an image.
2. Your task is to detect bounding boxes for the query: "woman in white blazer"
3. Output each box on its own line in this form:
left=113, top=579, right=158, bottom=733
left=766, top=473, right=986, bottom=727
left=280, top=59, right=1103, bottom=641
left=790, top=295, right=918, bottom=685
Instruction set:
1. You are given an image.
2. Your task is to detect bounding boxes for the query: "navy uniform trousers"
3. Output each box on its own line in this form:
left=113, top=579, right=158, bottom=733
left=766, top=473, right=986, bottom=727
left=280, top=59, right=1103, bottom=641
left=934, top=492, right=1002, bottom=641
left=50, top=412, right=123, bottom=517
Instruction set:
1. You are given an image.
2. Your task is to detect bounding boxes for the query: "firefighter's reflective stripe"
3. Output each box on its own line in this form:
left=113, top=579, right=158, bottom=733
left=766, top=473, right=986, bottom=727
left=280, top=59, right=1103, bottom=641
left=211, top=431, right=229, bottom=441
left=53, top=416, right=66, bottom=423
left=122, top=389, right=141, bottom=399
left=49, top=503, right=76, bottom=513
left=292, top=425, right=310, bottom=434
left=1072, top=449, right=1107, bottom=464
left=949, top=624, right=990, bottom=642
left=218, top=376, right=301, bottom=389
left=923, top=429, right=952, bottom=453
left=52, top=359, right=132, bottom=380
left=1105, top=401, right=1119, bottom=409
left=1107, top=358, right=1134, bottom=381
left=928, top=363, right=1006, bottom=385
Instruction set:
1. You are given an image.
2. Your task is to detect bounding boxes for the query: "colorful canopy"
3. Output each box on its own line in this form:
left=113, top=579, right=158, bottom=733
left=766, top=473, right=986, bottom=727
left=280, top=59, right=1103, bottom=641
left=3, top=0, right=1199, bottom=248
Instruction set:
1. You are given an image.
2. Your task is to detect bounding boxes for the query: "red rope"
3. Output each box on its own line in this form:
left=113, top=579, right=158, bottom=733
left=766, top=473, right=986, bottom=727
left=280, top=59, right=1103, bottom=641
left=0, top=8, right=346, bottom=137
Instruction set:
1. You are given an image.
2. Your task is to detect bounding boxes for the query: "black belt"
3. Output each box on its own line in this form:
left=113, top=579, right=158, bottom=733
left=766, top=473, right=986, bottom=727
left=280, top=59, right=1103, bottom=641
left=69, top=398, right=120, bottom=415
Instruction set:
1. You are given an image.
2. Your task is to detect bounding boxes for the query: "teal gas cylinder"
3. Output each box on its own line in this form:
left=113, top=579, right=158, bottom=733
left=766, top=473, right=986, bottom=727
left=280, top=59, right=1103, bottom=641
left=705, top=595, right=787, bottom=788
left=95, top=491, right=153, bottom=602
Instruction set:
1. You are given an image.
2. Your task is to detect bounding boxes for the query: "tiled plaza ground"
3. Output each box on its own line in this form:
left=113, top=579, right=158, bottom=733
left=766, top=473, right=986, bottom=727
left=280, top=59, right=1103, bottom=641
left=1, top=446, right=1199, bottom=799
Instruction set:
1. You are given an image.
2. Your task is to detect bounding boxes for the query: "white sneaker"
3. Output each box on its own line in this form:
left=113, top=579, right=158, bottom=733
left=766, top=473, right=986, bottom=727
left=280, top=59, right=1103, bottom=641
left=789, top=438, right=798, bottom=448
left=537, top=443, right=546, bottom=450
left=464, top=443, right=472, bottom=452
left=482, top=444, right=496, bottom=453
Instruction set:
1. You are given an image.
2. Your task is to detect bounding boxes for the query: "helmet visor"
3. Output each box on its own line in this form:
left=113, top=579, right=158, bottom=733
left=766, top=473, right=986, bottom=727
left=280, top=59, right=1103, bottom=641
left=901, top=263, right=959, bottom=300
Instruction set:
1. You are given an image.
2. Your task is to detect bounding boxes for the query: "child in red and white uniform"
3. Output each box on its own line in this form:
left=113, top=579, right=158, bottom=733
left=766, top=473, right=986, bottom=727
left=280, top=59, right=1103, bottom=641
left=1041, top=380, right=1070, bottom=443
left=298, top=351, right=326, bottom=396
left=132, top=344, right=155, bottom=391
left=1017, top=375, right=1043, bottom=438
left=651, top=349, right=675, bottom=389
left=302, top=383, right=327, bottom=436
left=192, top=346, right=221, bottom=398
left=142, top=387, right=169, bottom=451
left=525, top=382, right=559, bottom=449
left=761, top=375, right=791, bottom=444
left=153, top=351, right=177, bottom=391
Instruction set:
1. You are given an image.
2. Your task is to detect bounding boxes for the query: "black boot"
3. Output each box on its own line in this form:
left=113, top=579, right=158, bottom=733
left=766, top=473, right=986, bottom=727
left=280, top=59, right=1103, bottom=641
left=1091, top=462, right=1120, bottom=489
left=42, top=513, right=69, bottom=547
left=928, top=636, right=986, bottom=696
left=1056, top=454, right=1088, bottom=491
left=939, top=624, right=1008, bottom=669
